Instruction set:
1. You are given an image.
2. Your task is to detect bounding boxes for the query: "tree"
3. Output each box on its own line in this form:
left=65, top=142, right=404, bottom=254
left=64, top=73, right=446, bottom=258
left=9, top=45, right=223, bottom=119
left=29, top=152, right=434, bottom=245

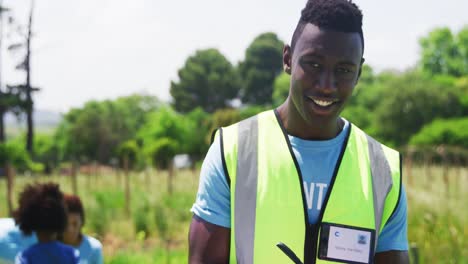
left=373, top=70, right=464, bottom=146
left=170, top=49, right=240, bottom=113
left=341, top=64, right=379, bottom=132
left=0, top=2, right=8, bottom=142
left=419, top=26, right=468, bottom=77
left=184, top=107, right=211, bottom=165
left=54, top=95, right=159, bottom=164
left=272, top=72, right=290, bottom=106
left=138, top=107, right=187, bottom=194
left=238, top=32, right=284, bottom=105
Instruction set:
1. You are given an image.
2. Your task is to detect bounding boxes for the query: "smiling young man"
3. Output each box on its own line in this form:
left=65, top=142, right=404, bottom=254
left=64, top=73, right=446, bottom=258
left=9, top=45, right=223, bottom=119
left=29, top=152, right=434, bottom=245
left=189, top=0, right=409, bottom=263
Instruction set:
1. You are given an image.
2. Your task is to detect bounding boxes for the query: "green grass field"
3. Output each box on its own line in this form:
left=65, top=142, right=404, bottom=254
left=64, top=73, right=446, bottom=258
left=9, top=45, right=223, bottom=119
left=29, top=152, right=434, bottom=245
left=0, top=165, right=466, bottom=263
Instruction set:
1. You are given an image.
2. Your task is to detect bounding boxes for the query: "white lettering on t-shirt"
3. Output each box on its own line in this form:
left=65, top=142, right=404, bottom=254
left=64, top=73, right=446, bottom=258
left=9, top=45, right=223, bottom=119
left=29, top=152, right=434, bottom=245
left=316, top=183, right=327, bottom=210
left=303, top=181, right=328, bottom=210
left=304, top=182, right=315, bottom=209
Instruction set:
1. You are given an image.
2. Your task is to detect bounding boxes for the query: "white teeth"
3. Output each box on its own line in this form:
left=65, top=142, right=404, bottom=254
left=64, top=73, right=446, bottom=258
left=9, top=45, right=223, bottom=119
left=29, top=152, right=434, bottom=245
left=312, top=99, right=334, bottom=107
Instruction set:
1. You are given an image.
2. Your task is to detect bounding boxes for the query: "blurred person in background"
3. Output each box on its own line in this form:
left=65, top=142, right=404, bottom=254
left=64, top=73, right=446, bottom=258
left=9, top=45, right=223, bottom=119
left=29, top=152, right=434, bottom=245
left=13, top=182, right=79, bottom=264
left=0, top=218, right=36, bottom=263
left=61, top=194, right=103, bottom=264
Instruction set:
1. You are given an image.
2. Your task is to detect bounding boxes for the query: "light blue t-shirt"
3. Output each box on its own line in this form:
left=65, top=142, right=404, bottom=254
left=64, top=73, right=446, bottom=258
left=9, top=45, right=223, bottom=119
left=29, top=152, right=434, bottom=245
left=75, top=235, right=103, bottom=264
left=191, top=119, right=408, bottom=252
left=15, top=241, right=79, bottom=264
left=0, top=218, right=37, bottom=262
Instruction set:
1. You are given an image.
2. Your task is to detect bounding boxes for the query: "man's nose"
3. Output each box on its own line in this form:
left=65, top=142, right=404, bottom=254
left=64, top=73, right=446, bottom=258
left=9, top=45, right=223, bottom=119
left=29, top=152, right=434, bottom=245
left=317, top=69, right=337, bottom=94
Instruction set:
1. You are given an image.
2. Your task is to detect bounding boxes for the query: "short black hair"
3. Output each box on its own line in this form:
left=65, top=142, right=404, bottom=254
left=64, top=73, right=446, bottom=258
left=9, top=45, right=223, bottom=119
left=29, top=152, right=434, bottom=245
left=291, top=0, right=364, bottom=54
left=14, top=183, right=67, bottom=236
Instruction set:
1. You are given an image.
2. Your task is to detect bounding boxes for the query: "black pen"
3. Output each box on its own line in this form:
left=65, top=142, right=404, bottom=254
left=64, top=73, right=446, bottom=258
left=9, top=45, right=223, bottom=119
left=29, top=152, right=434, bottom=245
left=276, top=242, right=304, bottom=264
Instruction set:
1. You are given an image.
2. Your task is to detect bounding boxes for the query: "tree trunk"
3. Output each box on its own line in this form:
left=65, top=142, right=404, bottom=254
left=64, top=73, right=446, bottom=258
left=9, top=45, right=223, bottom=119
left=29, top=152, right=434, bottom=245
left=124, top=155, right=130, bottom=215
left=0, top=1, right=5, bottom=143
left=25, top=1, right=34, bottom=154
left=442, top=155, right=449, bottom=197
left=424, top=153, right=432, bottom=189
left=0, top=109, right=5, bottom=143
left=6, top=162, right=15, bottom=217
left=168, top=160, right=174, bottom=195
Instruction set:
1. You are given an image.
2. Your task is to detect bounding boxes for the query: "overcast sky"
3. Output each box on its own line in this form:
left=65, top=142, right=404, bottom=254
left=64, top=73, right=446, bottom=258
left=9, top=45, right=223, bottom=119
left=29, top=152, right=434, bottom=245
left=1, top=0, right=467, bottom=113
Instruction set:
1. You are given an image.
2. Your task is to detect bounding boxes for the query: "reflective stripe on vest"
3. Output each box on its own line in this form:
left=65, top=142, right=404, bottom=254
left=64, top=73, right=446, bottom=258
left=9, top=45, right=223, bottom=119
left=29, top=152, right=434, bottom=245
left=217, top=110, right=401, bottom=264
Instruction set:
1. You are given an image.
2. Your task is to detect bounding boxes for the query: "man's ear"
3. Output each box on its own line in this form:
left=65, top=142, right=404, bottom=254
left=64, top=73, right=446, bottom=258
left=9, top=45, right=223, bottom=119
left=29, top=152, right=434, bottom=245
left=283, top=45, right=292, bottom=75
left=356, top=57, right=365, bottom=81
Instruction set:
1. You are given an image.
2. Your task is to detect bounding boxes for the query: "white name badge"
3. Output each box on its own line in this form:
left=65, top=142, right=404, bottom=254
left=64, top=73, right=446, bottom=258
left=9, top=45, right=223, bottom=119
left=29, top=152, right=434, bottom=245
left=318, top=223, right=375, bottom=264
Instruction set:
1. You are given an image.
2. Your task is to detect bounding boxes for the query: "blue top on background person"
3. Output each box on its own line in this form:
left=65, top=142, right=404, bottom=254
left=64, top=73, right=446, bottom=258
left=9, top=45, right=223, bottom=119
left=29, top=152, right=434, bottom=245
left=0, top=218, right=36, bottom=262
left=62, top=194, right=103, bottom=264
left=13, top=182, right=79, bottom=264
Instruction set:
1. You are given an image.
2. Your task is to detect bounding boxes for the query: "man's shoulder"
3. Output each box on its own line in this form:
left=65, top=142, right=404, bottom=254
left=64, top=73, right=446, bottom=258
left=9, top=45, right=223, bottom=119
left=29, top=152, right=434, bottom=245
left=226, top=109, right=273, bottom=129
left=350, top=122, right=399, bottom=155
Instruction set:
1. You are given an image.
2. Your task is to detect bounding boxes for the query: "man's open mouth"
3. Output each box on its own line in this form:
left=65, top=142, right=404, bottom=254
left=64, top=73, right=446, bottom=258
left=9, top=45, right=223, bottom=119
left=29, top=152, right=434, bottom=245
left=307, top=96, right=339, bottom=107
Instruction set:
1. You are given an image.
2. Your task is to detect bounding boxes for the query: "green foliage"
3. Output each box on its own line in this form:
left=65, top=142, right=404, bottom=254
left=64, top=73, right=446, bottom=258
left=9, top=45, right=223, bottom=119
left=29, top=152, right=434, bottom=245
left=170, top=49, right=240, bottom=113
left=239, top=32, right=284, bottom=105
left=33, top=133, right=59, bottom=173
left=410, top=118, right=468, bottom=148
left=87, top=190, right=126, bottom=235
left=145, top=138, right=179, bottom=169
left=208, top=108, right=241, bottom=138
left=133, top=196, right=152, bottom=238
left=184, top=108, right=211, bottom=162
left=239, top=105, right=269, bottom=120
left=420, top=27, right=468, bottom=77
left=54, top=95, right=159, bottom=164
left=0, top=141, right=42, bottom=172
left=272, top=72, right=290, bottom=106
left=154, top=203, right=169, bottom=241
left=138, top=107, right=186, bottom=168
left=372, top=70, right=464, bottom=146
left=116, top=140, right=140, bottom=169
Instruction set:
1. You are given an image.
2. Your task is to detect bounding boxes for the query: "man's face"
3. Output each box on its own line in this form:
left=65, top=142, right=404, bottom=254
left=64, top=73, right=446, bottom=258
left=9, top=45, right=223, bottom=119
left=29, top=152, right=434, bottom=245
left=285, top=23, right=363, bottom=126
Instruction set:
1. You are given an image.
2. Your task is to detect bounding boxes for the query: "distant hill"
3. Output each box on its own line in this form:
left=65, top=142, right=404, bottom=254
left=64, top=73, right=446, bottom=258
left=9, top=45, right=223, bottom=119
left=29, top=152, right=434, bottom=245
left=4, top=110, right=62, bottom=137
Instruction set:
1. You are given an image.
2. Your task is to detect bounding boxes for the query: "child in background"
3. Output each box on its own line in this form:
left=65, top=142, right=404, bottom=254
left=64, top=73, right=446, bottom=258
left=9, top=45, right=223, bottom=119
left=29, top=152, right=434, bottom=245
left=14, top=183, right=79, bottom=264
left=61, top=194, right=103, bottom=264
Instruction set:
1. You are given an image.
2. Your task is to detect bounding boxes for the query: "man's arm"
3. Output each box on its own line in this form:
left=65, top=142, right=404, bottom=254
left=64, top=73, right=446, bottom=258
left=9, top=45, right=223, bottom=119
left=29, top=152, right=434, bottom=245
left=375, top=250, right=409, bottom=264
left=188, top=215, right=230, bottom=264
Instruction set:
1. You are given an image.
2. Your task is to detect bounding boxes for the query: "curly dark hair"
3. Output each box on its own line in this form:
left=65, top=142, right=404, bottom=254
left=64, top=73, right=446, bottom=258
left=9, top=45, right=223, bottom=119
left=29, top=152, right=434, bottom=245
left=13, top=182, right=67, bottom=236
left=63, top=194, right=85, bottom=225
left=291, top=0, right=364, bottom=54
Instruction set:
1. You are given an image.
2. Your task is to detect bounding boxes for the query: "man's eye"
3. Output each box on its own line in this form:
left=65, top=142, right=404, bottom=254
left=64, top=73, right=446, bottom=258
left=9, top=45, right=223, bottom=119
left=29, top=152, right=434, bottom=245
left=336, top=67, right=353, bottom=74
left=304, top=61, right=320, bottom=68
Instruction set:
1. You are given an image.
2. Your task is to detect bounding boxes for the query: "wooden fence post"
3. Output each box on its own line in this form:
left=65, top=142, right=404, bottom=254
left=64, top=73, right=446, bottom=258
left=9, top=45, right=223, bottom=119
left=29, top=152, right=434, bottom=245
left=410, top=243, right=420, bottom=264
left=424, top=152, right=432, bottom=189
left=124, top=155, right=131, bottom=215
left=71, top=161, right=78, bottom=195
left=437, top=146, right=450, bottom=197
left=6, top=163, right=15, bottom=217
left=168, top=159, right=174, bottom=195
left=405, top=147, right=413, bottom=187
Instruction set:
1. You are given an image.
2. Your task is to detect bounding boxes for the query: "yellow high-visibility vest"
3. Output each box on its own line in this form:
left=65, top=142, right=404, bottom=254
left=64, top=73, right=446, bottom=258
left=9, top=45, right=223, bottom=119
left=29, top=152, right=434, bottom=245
left=214, top=110, right=401, bottom=264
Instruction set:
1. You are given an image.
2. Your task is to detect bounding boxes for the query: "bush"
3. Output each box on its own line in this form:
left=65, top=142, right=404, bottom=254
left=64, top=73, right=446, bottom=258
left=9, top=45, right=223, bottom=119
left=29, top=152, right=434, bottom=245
left=0, top=142, right=43, bottom=172
left=410, top=118, right=468, bottom=148
left=87, top=190, right=125, bottom=235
